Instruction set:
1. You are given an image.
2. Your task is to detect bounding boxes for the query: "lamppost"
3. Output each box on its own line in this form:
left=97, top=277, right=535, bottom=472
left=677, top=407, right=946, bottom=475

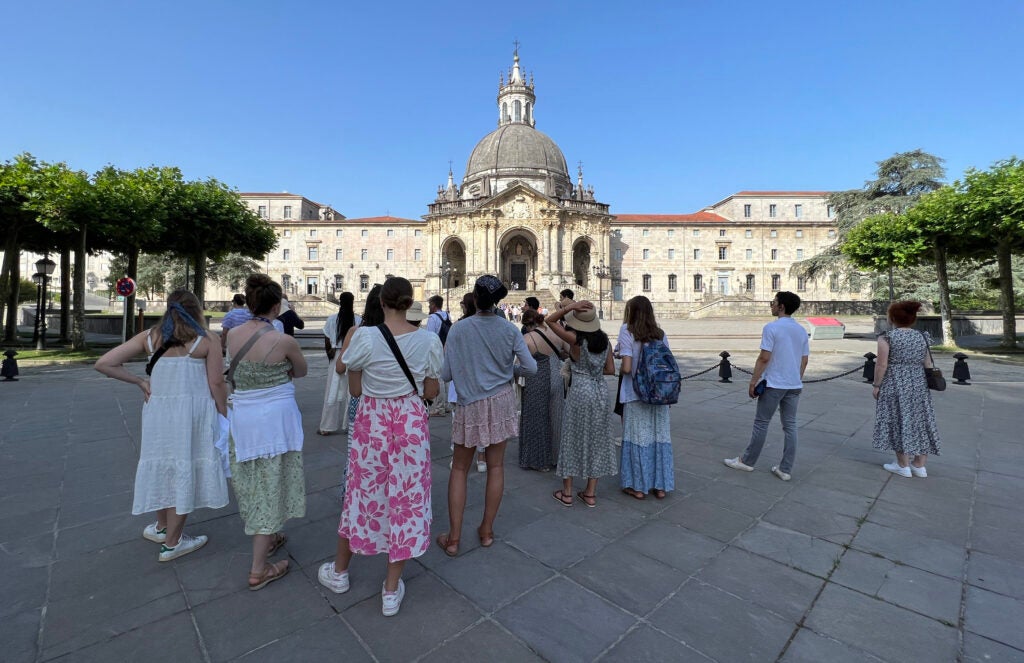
left=33, top=256, right=56, bottom=350
left=440, top=260, right=456, bottom=313
left=593, top=260, right=612, bottom=320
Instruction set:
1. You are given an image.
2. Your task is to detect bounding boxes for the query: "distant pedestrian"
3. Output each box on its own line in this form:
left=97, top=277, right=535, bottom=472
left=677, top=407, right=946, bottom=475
left=426, top=295, right=451, bottom=415
left=95, top=289, right=229, bottom=562
left=724, top=291, right=809, bottom=481
left=617, top=296, right=674, bottom=499
left=340, top=285, right=386, bottom=434
left=318, top=292, right=360, bottom=435
left=872, top=301, right=941, bottom=477
left=220, top=293, right=251, bottom=354
left=276, top=294, right=305, bottom=336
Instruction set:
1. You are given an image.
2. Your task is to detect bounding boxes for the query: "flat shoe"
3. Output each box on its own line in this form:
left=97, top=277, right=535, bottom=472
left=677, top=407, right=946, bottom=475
left=552, top=490, right=574, bottom=507
left=436, top=533, right=460, bottom=557
left=653, top=490, right=667, bottom=499
left=622, top=488, right=645, bottom=500
left=577, top=491, right=597, bottom=508
left=248, top=560, right=289, bottom=591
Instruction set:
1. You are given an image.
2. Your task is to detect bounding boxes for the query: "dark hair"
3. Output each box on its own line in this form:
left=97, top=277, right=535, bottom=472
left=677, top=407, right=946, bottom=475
left=360, top=284, right=385, bottom=327
left=888, top=300, right=922, bottom=327
left=560, top=289, right=575, bottom=300
left=150, top=289, right=206, bottom=346
left=474, top=285, right=498, bottom=311
left=428, top=295, right=444, bottom=310
left=524, top=296, right=540, bottom=310
left=521, top=308, right=545, bottom=328
left=459, top=292, right=477, bottom=320
left=245, top=274, right=283, bottom=316
left=231, top=293, right=246, bottom=306
left=774, top=291, right=801, bottom=315
left=380, top=277, right=414, bottom=311
left=624, top=295, right=664, bottom=343
left=336, top=291, right=356, bottom=345
left=571, top=328, right=610, bottom=355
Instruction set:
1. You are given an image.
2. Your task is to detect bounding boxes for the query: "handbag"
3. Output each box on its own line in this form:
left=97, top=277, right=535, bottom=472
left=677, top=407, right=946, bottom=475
left=918, top=330, right=946, bottom=391
left=376, top=324, right=433, bottom=406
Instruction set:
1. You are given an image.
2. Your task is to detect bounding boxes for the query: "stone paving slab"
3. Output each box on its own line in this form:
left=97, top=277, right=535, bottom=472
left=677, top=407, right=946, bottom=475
left=1, top=343, right=1023, bottom=662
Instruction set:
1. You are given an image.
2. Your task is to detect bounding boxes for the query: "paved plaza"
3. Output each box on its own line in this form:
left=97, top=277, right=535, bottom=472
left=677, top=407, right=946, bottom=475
left=2, top=322, right=1023, bottom=662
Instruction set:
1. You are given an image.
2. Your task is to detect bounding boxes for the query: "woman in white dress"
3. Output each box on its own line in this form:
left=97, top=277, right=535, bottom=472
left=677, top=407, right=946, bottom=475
left=318, top=292, right=360, bottom=435
left=95, top=289, right=228, bottom=562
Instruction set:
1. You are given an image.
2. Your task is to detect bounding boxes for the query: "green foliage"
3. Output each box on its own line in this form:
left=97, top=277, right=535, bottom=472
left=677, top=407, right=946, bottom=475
left=208, top=254, right=264, bottom=291
left=17, top=278, right=37, bottom=303
left=841, top=213, right=927, bottom=272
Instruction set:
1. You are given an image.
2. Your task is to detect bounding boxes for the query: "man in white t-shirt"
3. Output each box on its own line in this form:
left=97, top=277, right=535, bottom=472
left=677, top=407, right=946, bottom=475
left=425, top=295, right=450, bottom=415
left=724, top=291, right=809, bottom=481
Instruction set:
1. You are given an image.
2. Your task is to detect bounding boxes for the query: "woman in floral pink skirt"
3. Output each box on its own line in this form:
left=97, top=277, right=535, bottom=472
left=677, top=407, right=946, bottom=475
left=317, top=277, right=443, bottom=617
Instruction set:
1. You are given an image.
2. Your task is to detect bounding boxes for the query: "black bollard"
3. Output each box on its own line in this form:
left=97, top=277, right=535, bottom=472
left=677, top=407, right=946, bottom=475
left=952, top=353, right=971, bottom=385
left=862, top=352, right=876, bottom=384
left=719, top=351, right=732, bottom=383
left=1, top=349, right=19, bottom=382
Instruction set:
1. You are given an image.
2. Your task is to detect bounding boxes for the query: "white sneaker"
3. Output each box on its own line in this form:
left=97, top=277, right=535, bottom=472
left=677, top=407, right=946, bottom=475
left=143, top=522, right=167, bottom=543
left=771, top=466, right=791, bottom=482
left=158, top=533, right=208, bottom=561
left=909, top=465, right=927, bottom=478
left=883, top=462, right=912, bottom=478
left=317, top=561, right=350, bottom=594
left=381, top=579, right=405, bottom=617
left=477, top=460, right=487, bottom=473
left=724, top=457, right=754, bottom=472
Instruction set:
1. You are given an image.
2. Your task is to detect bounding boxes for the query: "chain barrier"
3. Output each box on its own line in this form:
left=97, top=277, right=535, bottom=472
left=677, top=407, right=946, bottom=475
left=680, top=364, right=722, bottom=380
left=673, top=359, right=868, bottom=384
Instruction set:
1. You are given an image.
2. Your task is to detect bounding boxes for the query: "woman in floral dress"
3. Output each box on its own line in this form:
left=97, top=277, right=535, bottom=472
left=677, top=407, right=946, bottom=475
left=318, top=277, right=443, bottom=617
left=872, top=300, right=941, bottom=478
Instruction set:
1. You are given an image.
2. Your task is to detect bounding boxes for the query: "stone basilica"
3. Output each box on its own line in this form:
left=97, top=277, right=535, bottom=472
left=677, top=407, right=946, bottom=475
left=244, top=50, right=855, bottom=317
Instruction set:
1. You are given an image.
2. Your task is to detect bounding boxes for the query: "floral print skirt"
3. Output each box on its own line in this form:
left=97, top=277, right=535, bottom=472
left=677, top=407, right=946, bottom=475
left=338, top=393, right=432, bottom=562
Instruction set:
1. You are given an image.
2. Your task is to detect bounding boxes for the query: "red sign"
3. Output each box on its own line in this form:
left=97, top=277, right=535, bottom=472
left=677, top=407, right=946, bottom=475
left=115, top=277, right=136, bottom=297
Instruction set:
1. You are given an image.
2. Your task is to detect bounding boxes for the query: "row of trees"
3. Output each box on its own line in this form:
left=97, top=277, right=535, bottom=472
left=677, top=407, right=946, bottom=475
left=0, top=153, right=277, bottom=348
left=798, top=150, right=1023, bottom=348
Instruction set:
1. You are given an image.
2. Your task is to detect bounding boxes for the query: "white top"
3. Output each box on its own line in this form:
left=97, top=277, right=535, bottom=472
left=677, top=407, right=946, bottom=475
left=323, top=313, right=363, bottom=349
left=761, top=316, right=810, bottom=390
left=342, top=326, right=444, bottom=398
left=426, top=310, right=449, bottom=335
left=616, top=324, right=670, bottom=404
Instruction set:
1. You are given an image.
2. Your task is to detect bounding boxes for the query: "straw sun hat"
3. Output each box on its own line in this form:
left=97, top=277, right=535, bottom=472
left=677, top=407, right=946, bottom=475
left=406, top=302, right=428, bottom=322
left=563, top=302, right=601, bottom=332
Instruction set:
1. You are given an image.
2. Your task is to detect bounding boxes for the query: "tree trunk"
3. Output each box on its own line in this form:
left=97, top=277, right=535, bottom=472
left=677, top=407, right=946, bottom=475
left=2, top=245, right=21, bottom=343
left=71, top=224, right=87, bottom=350
left=996, top=240, right=1017, bottom=348
left=125, top=247, right=139, bottom=342
left=60, top=246, right=71, bottom=343
left=193, top=250, right=207, bottom=306
left=933, top=245, right=956, bottom=347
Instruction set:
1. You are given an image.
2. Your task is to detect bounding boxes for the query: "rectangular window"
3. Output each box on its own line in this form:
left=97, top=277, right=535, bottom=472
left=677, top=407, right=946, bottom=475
left=307, top=247, right=318, bottom=260
left=642, top=274, right=651, bottom=292
left=668, top=274, right=677, bottom=292
left=667, top=229, right=674, bottom=238
left=745, top=274, right=755, bottom=291
left=387, top=229, right=395, bottom=237
left=642, top=229, right=650, bottom=237
left=414, top=229, right=422, bottom=237
left=614, top=248, right=622, bottom=260
left=770, top=229, right=778, bottom=238
left=769, top=204, right=777, bottom=218
left=797, top=277, right=807, bottom=291
left=719, top=229, right=727, bottom=237
left=745, top=229, right=752, bottom=238
left=334, top=274, right=343, bottom=290
left=745, top=248, right=753, bottom=259
left=414, top=249, right=422, bottom=261
left=386, top=248, right=394, bottom=261
left=771, top=249, right=779, bottom=260
left=794, top=204, right=803, bottom=218
left=360, top=275, right=369, bottom=292
left=718, top=246, right=727, bottom=260
left=667, top=248, right=675, bottom=259
left=336, top=229, right=343, bottom=237
left=796, top=229, right=803, bottom=238
left=830, top=274, right=840, bottom=292
left=642, top=249, right=650, bottom=260
left=827, top=205, right=836, bottom=218
left=335, top=248, right=343, bottom=260
left=283, top=229, right=291, bottom=238
left=743, top=204, right=751, bottom=218
left=282, top=248, right=290, bottom=260
left=828, top=229, right=837, bottom=239
left=772, top=274, right=781, bottom=290
left=693, top=248, right=701, bottom=260
left=306, top=277, right=318, bottom=295
left=258, top=205, right=267, bottom=218
left=361, top=249, right=368, bottom=260
left=361, top=229, right=368, bottom=238
left=309, top=229, right=317, bottom=237
left=796, top=248, right=804, bottom=259
left=693, top=274, right=703, bottom=291
left=693, top=229, right=700, bottom=237
left=283, top=205, right=292, bottom=219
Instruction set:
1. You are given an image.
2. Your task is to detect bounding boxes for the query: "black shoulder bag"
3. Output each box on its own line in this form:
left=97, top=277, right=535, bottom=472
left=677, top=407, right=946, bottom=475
left=376, top=324, right=433, bottom=406
left=918, top=330, right=946, bottom=391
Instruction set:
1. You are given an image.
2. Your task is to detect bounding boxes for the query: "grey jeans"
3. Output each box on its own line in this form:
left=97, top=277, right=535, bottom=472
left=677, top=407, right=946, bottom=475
left=741, top=387, right=801, bottom=473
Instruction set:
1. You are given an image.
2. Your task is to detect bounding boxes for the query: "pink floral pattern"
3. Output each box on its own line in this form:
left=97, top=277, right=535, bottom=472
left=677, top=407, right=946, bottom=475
left=338, top=394, right=432, bottom=562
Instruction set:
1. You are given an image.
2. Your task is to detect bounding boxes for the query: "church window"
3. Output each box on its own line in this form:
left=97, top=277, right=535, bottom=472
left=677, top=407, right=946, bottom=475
left=502, top=102, right=508, bottom=123
left=693, top=249, right=701, bottom=260
left=361, top=249, right=368, bottom=260
left=414, top=249, right=422, bottom=261
left=668, top=274, right=677, bottom=292
left=797, top=277, right=807, bottom=291
left=718, top=246, right=727, bottom=260
left=642, top=249, right=650, bottom=260
left=283, top=205, right=292, bottom=219
left=743, top=204, right=751, bottom=218
left=831, top=274, right=840, bottom=292
left=525, top=102, right=531, bottom=123
left=614, top=248, right=622, bottom=260
left=387, top=249, right=394, bottom=261
left=745, top=249, right=753, bottom=259
left=642, top=274, right=651, bottom=292
left=772, top=274, right=781, bottom=290
left=667, top=249, right=675, bottom=259
left=308, top=247, right=318, bottom=260
left=514, top=100, right=521, bottom=122
left=282, top=249, right=290, bottom=260
left=745, top=229, right=753, bottom=238
left=693, top=274, right=703, bottom=291
left=360, top=274, right=369, bottom=292
left=361, top=229, right=368, bottom=238
left=769, top=204, right=777, bottom=218
left=746, top=274, right=755, bottom=291
left=335, top=249, right=343, bottom=260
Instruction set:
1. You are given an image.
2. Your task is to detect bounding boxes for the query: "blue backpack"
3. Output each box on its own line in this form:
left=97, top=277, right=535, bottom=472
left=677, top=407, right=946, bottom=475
left=632, top=338, right=681, bottom=405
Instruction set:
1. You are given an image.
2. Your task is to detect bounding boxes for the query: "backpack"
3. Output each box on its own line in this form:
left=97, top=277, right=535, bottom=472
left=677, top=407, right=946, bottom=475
left=632, top=338, right=681, bottom=405
left=432, top=312, right=453, bottom=345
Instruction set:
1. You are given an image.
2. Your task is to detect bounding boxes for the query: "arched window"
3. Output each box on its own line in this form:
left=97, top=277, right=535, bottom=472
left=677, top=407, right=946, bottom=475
left=502, top=102, right=508, bottom=123
left=668, top=274, right=677, bottom=292
left=642, top=274, right=652, bottom=292
left=514, top=100, right=522, bottom=122
left=525, top=102, right=531, bottom=123
left=693, top=274, right=703, bottom=292
left=771, top=274, right=781, bottom=290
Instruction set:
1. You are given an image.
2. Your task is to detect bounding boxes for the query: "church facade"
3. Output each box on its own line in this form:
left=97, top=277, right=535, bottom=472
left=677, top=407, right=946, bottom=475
left=245, top=51, right=858, bottom=316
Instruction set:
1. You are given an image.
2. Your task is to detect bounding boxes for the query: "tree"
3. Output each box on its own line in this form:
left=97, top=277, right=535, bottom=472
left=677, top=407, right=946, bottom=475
left=0, top=154, right=51, bottom=341
left=208, top=253, right=264, bottom=292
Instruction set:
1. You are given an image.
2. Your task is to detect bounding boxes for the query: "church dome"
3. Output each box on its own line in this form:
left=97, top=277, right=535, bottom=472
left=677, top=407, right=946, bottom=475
left=464, top=123, right=569, bottom=183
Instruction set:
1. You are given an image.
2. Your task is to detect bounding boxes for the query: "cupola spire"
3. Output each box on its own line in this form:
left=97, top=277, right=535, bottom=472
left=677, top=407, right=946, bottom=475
left=496, top=42, right=536, bottom=128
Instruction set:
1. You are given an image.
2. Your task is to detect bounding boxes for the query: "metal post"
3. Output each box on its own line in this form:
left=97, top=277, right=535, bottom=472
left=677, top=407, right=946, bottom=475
left=718, top=351, right=732, bottom=383
left=862, top=352, right=876, bottom=383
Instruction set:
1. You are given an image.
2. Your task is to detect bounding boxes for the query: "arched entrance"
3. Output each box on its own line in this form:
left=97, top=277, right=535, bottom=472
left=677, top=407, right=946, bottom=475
left=499, top=229, right=539, bottom=291
left=441, top=238, right=466, bottom=289
left=572, top=239, right=591, bottom=288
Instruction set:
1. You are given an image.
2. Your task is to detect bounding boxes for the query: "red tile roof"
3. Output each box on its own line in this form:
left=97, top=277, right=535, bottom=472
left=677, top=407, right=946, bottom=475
left=614, top=212, right=728, bottom=224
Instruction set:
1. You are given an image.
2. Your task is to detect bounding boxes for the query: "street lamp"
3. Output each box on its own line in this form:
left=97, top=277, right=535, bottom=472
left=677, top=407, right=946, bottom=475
left=593, top=260, right=613, bottom=320
left=34, top=256, right=56, bottom=350
left=440, top=260, right=457, bottom=313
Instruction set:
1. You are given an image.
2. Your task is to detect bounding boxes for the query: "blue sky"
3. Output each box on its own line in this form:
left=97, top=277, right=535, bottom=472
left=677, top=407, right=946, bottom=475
left=3, top=1, right=1022, bottom=219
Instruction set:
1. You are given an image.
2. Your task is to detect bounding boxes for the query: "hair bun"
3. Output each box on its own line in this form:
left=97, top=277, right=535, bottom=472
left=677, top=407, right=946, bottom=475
left=246, top=273, right=272, bottom=289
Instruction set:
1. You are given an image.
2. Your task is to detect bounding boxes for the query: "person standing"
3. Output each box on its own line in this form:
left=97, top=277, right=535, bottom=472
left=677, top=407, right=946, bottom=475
left=518, top=309, right=569, bottom=471
left=617, top=296, right=674, bottom=499
left=872, top=301, right=941, bottom=477
left=318, top=292, right=360, bottom=435
left=426, top=295, right=451, bottom=416
left=724, top=291, right=809, bottom=481
left=94, top=290, right=228, bottom=561
left=276, top=294, right=305, bottom=336
left=220, top=294, right=252, bottom=354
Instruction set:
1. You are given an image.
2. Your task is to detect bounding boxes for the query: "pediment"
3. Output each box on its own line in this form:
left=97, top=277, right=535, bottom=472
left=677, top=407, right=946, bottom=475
left=479, top=180, right=558, bottom=211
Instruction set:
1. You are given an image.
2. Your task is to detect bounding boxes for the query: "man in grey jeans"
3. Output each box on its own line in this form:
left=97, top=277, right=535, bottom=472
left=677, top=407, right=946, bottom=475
left=724, top=291, right=809, bottom=481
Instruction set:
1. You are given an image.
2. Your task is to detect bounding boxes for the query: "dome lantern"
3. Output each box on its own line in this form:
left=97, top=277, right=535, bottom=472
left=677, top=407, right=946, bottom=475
left=497, top=44, right=536, bottom=128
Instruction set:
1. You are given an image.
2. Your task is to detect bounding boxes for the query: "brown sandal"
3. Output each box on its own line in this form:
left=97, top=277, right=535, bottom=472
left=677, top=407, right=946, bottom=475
left=436, top=533, right=460, bottom=557
left=268, top=532, right=287, bottom=556
left=248, top=559, right=289, bottom=591
left=552, top=490, right=574, bottom=507
left=478, top=527, right=494, bottom=548
left=577, top=491, right=597, bottom=508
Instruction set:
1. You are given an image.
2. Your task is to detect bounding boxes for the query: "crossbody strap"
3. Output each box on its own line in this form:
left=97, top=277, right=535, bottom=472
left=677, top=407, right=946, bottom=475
left=917, top=329, right=936, bottom=368
left=377, top=324, right=420, bottom=396
left=531, top=329, right=563, bottom=357
left=227, top=325, right=274, bottom=387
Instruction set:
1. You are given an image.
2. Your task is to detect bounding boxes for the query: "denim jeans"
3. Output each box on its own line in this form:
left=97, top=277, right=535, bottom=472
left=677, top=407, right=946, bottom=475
left=742, top=387, right=802, bottom=473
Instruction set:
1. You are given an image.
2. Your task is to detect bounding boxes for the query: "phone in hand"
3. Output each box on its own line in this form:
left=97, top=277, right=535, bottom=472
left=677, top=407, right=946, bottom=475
left=754, top=379, right=767, bottom=397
